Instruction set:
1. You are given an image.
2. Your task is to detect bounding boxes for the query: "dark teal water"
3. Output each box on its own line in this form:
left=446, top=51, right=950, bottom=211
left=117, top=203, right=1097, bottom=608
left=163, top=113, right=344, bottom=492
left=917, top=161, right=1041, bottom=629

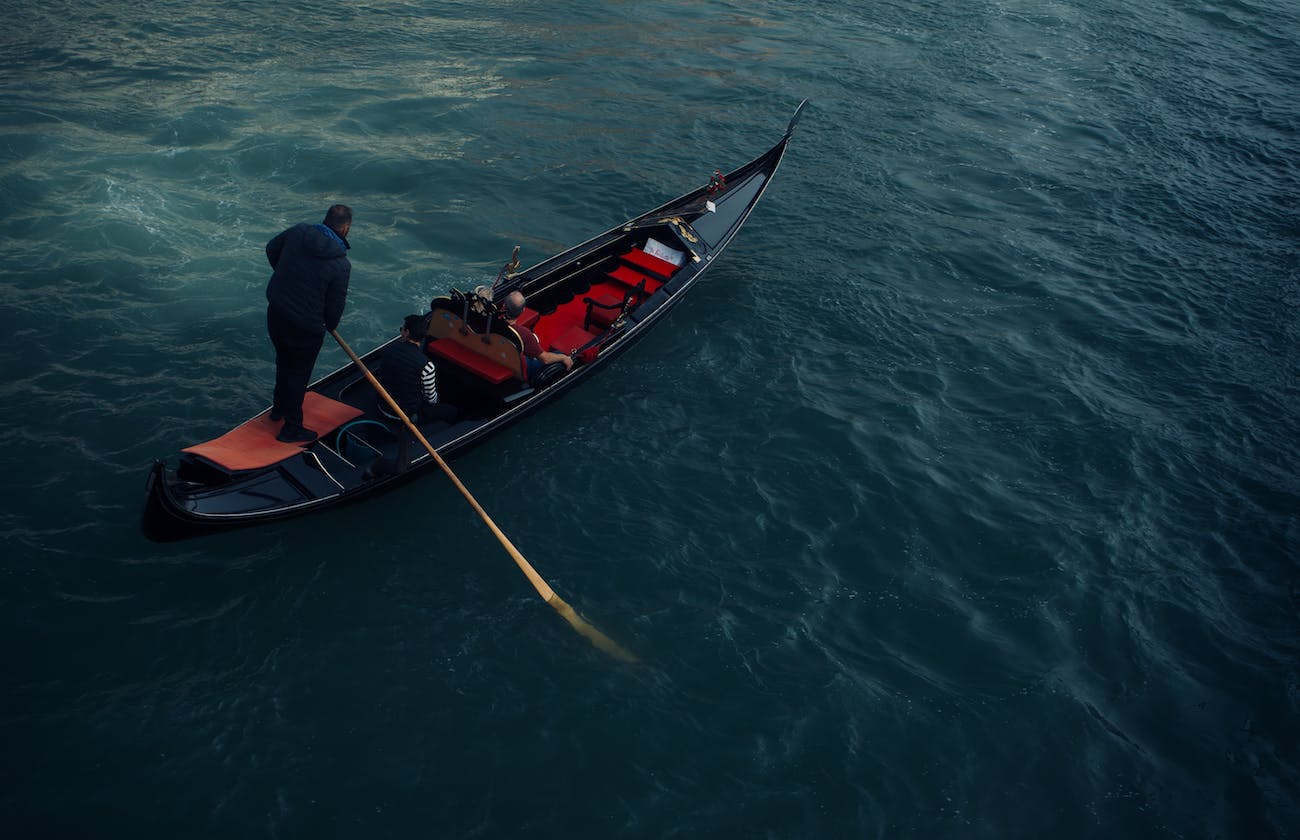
left=2, top=0, right=1297, bottom=836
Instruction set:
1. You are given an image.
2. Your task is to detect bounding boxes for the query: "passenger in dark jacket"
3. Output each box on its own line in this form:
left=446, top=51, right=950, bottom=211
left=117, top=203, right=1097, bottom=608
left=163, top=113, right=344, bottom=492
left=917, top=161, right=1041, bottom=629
left=377, top=314, right=459, bottom=425
left=265, top=204, right=352, bottom=443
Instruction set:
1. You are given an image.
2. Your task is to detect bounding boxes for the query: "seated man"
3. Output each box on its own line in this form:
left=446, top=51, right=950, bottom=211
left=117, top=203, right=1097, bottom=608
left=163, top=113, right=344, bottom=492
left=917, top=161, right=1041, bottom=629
left=376, top=314, right=459, bottom=424
left=502, top=291, right=573, bottom=380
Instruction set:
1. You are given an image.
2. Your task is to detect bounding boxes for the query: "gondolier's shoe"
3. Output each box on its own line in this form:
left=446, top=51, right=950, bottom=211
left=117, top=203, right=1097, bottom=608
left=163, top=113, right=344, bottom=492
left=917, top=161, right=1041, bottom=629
left=276, top=423, right=317, bottom=444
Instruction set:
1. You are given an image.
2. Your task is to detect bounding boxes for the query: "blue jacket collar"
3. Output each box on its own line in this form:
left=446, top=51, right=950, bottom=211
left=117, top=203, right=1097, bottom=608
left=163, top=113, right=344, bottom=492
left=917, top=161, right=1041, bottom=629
left=314, top=223, right=350, bottom=251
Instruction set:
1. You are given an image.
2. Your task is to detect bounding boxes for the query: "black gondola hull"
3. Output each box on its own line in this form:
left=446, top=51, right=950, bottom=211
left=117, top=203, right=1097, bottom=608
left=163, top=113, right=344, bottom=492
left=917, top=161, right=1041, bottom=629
left=141, top=104, right=804, bottom=541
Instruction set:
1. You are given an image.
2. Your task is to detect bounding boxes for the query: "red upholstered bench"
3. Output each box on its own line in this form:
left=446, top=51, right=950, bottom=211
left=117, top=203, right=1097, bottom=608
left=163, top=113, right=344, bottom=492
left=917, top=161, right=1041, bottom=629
left=620, top=248, right=680, bottom=279
left=517, top=306, right=540, bottom=329
left=606, top=264, right=664, bottom=294
left=583, top=290, right=625, bottom=329
left=428, top=338, right=518, bottom=384
left=549, top=325, right=597, bottom=355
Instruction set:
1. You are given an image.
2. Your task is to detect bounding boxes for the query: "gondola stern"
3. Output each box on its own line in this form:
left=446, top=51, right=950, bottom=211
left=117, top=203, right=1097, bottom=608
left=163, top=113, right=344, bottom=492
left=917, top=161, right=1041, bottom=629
left=141, top=459, right=206, bottom=543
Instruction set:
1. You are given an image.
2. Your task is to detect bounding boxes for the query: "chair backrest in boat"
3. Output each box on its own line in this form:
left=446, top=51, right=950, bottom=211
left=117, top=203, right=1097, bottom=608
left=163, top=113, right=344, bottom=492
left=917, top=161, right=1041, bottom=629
left=426, top=308, right=526, bottom=385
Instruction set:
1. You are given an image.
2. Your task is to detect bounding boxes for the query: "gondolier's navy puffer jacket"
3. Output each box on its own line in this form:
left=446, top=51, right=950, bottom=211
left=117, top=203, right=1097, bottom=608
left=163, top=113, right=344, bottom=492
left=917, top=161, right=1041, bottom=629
left=265, top=223, right=350, bottom=335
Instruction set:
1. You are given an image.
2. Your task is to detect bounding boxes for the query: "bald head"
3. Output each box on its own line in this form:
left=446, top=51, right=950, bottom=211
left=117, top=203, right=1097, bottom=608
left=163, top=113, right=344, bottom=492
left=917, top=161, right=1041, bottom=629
left=504, top=291, right=526, bottom=319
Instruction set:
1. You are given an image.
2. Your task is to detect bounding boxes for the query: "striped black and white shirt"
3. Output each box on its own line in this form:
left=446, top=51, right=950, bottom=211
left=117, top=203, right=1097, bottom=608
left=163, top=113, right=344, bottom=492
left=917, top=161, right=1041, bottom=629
left=378, top=339, right=439, bottom=420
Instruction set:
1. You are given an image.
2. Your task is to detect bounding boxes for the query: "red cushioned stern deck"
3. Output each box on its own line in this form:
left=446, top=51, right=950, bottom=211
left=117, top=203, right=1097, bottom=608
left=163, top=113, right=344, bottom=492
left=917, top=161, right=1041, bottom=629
left=182, top=392, right=364, bottom=472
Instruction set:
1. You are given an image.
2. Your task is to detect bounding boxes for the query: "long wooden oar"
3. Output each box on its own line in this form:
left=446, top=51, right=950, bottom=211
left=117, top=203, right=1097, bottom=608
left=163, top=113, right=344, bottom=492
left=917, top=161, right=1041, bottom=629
left=330, top=329, right=636, bottom=663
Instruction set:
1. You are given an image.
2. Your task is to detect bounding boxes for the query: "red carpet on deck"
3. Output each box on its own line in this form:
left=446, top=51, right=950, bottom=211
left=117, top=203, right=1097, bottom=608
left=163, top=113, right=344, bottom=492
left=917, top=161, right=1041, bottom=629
left=183, top=392, right=364, bottom=471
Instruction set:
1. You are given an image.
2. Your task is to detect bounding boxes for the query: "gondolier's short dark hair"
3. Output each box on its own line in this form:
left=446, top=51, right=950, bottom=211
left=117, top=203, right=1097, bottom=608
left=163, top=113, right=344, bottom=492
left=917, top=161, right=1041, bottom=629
left=323, top=204, right=352, bottom=231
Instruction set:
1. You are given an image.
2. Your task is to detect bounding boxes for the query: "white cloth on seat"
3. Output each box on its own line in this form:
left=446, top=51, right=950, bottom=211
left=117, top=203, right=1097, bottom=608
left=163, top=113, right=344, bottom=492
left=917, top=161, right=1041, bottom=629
left=643, top=236, right=686, bottom=267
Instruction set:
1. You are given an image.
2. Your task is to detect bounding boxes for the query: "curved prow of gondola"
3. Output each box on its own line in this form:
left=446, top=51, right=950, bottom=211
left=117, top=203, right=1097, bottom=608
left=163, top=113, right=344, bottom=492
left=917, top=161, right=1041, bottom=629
left=786, top=99, right=810, bottom=139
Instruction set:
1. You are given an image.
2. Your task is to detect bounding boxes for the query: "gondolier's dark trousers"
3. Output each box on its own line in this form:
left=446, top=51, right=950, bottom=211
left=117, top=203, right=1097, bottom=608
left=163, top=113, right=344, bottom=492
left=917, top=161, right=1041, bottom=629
left=267, top=306, right=324, bottom=428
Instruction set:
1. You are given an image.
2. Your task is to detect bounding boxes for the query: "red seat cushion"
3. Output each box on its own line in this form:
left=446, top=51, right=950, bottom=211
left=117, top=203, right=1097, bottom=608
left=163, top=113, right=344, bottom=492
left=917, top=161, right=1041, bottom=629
left=606, top=264, right=664, bottom=294
left=620, top=248, right=679, bottom=279
left=517, top=306, right=540, bottom=329
left=549, top=325, right=596, bottom=355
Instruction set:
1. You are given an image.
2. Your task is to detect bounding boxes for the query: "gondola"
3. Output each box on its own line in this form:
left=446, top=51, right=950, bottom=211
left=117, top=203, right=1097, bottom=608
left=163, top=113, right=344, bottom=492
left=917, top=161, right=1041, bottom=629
left=141, top=101, right=807, bottom=542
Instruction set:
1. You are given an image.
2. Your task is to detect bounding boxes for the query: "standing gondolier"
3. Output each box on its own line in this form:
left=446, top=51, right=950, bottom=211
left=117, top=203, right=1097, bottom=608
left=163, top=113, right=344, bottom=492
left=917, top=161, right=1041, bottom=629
left=265, top=204, right=352, bottom=443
